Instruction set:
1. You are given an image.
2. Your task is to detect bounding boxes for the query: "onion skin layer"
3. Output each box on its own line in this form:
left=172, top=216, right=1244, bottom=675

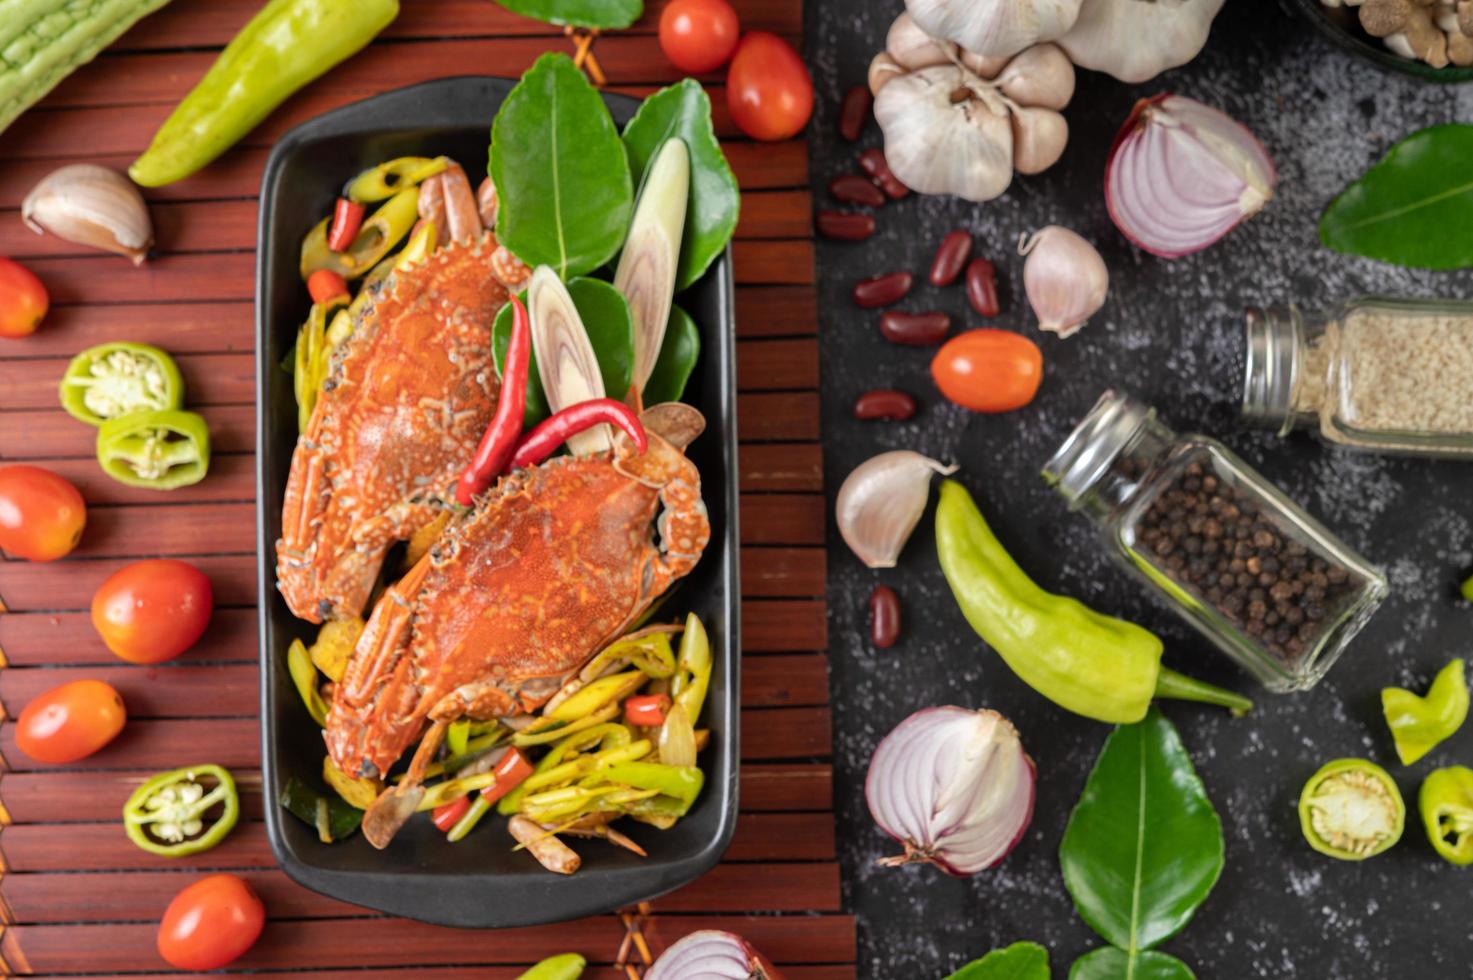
left=646, top=929, right=785, bottom=979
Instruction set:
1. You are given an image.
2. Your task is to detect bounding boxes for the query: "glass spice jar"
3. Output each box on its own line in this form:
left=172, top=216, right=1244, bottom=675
left=1042, top=390, right=1389, bottom=693
left=1242, top=298, right=1473, bottom=457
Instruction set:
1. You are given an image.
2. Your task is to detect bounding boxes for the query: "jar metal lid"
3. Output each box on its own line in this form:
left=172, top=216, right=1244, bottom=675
left=1042, top=389, right=1150, bottom=510
left=1242, top=306, right=1300, bottom=435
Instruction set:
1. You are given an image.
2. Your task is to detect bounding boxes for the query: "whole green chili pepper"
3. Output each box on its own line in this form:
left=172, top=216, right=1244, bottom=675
left=95, top=408, right=210, bottom=490
left=935, top=480, right=1253, bottom=724
left=1382, top=659, right=1468, bottom=765
left=129, top=0, right=400, bottom=186
left=60, top=342, right=183, bottom=426
left=516, top=953, right=586, bottom=980
left=1298, top=758, right=1405, bottom=861
left=123, top=764, right=239, bottom=857
left=1419, top=765, right=1473, bottom=866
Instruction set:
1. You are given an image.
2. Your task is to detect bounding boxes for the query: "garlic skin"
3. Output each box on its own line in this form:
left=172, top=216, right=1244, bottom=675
left=1059, top=0, right=1226, bottom=83
left=907, top=0, right=1084, bottom=58
left=887, top=12, right=957, bottom=69
left=23, top=164, right=153, bottom=265
left=837, top=450, right=958, bottom=568
left=874, top=66, right=1016, bottom=202
left=1010, top=107, right=1069, bottom=175
left=1019, top=226, right=1109, bottom=338
left=995, top=43, right=1075, bottom=110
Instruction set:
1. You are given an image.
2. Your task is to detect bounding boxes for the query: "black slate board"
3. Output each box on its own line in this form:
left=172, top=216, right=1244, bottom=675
left=807, top=2, right=1473, bottom=976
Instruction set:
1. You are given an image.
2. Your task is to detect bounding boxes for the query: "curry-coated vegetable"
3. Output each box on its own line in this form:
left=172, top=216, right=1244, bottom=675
left=129, top=0, right=400, bottom=186
left=1382, top=659, right=1468, bottom=766
left=935, top=479, right=1253, bottom=724
left=1419, top=765, right=1473, bottom=866
left=96, top=409, right=211, bottom=489
left=123, top=765, right=239, bottom=857
left=1298, top=758, right=1405, bottom=861
left=60, top=342, right=184, bottom=426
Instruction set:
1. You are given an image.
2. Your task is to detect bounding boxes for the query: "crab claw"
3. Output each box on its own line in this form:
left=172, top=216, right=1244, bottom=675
left=363, top=784, right=424, bottom=849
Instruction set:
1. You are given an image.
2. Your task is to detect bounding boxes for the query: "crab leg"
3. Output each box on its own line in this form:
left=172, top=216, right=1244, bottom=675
left=339, top=553, right=433, bottom=710
left=361, top=716, right=449, bottom=849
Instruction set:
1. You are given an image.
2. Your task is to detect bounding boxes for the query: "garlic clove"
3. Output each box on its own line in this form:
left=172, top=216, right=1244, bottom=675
left=869, top=51, right=906, bottom=96
left=837, top=450, right=958, bottom=568
left=961, top=49, right=1012, bottom=79
left=22, top=164, right=153, bottom=265
left=906, top=0, right=1084, bottom=58
left=995, top=43, right=1075, bottom=110
left=1010, top=106, right=1069, bottom=175
left=1019, top=225, right=1108, bottom=338
left=874, top=65, right=1015, bottom=202
left=886, top=12, right=958, bottom=69
left=1058, top=0, right=1226, bottom=84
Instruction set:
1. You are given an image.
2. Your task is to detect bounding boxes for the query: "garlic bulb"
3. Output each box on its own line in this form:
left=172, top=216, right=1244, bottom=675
left=907, top=0, right=1084, bottom=58
left=1019, top=226, right=1109, bottom=338
left=1059, top=0, right=1226, bottom=83
left=837, top=450, right=957, bottom=568
left=866, top=706, right=1036, bottom=876
left=22, top=164, right=153, bottom=265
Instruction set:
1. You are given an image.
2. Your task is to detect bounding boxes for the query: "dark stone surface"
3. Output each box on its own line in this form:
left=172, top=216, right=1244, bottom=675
left=805, top=2, right=1473, bottom=976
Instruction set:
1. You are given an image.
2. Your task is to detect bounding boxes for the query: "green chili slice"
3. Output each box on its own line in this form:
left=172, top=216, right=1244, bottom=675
left=345, top=155, right=448, bottom=203
left=60, top=342, right=184, bottom=426
left=1382, top=659, right=1468, bottom=766
left=96, top=408, right=210, bottom=490
left=122, top=764, right=239, bottom=857
left=300, top=187, right=419, bottom=280
left=1420, top=765, right=1473, bottom=866
left=1298, top=758, right=1405, bottom=861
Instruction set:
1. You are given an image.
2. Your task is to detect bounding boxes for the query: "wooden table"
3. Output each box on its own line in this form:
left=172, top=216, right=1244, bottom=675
left=0, top=1, right=851, bottom=973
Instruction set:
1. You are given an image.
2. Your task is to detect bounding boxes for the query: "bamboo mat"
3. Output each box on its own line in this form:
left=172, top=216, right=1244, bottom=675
left=0, top=0, right=850, bottom=973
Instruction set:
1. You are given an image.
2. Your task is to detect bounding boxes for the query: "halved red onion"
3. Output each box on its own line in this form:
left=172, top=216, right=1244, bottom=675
left=1105, top=93, right=1276, bottom=259
left=865, top=706, right=1035, bottom=877
left=646, top=930, right=783, bottom=980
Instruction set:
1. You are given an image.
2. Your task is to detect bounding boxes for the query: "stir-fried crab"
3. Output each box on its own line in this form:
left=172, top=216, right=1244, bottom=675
left=324, top=404, right=710, bottom=848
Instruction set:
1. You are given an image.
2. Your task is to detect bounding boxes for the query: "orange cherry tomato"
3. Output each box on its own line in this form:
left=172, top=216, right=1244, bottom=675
left=0, top=464, right=86, bottom=561
left=659, top=0, right=740, bottom=74
left=930, top=329, right=1044, bottom=413
left=15, top=679, right=126, bottom=764
left=726, top=32, right=813, bottom=141
left=91, top=558, right=213, bottom=664
left=0, top=257, right=48, bottom=338
left=157, top=874, right=265, bottom=971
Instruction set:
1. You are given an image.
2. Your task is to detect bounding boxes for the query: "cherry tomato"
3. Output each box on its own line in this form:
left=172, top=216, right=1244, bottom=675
left=0, top=257, right=48, bottom=338
left=91, top=558, right=213, bottom=664
left=930, top=329, right=1044, bottom=413
left=0, top=465, right=86, bottom=561
left=157, top=874, right=265, bottom=971
left=659, top=0, right=740, bottom=74
left=727, top=32, right=814, bottom=141
left=15, top=679, right=126, bottom=764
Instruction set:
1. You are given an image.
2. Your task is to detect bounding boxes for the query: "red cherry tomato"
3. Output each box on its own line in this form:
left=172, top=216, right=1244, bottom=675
left=930, top=329, right=1044, bottom=413
left=91, top=558, right=213, bottom=664
left=726, top=32, right=814, bottom=141
left=15, top=679, right=126, bottom=764
left=0, top=257, right=48, bottom=338
left=0, top=464, right=86, bottom=561
left=157, top=874, right=265, bottom=971
left=659, top=0, right=740, bottom=74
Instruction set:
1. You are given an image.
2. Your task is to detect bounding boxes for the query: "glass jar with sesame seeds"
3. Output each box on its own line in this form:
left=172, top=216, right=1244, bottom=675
left=1241, top=298, right=1473, bottom=457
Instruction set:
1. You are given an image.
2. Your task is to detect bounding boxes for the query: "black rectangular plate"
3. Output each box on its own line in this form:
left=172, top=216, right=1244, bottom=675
left=255, top=76, right=740, bottom=929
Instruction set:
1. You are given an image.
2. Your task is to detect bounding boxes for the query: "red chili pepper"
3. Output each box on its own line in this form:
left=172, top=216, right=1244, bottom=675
left=327, top=198, right=366, bottom=252
left=509, top=399, right=647, bottom=471
left=307, top=269, right=349, bottom=305
left=455, top=296, right=530, bottom=505
left=480, top=747, right=534, bottom=806
left=431, top=794, right=470, bottom=833
left=624, top=693, right=671, bottom=727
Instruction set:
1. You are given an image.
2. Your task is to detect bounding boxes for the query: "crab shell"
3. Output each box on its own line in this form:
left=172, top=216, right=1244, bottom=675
left=276, top=234, right=524, bottom=624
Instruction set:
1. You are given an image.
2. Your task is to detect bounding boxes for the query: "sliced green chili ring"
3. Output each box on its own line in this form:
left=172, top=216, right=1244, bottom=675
left=1299, top=758, right=1405, bottom=861
left=300, top=187, right=420, bottom=280
left=96, top=409, right=210, bottom=490
left=345, top=155, right=448, bottom=203
left=61, top=342, right=185, bottom=426
left=122, top=764, right=239, bottom=857
left=1420, top=765, right=1473, bottom=866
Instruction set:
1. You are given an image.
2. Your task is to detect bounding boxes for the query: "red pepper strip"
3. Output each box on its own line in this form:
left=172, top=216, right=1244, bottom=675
left=327, top=198, right=366, bottom=252
left=307, top=269, right=349, bottom=305
left=509, top=399, right=648, bottom=471
left=625, top=693, right=671, bottom=727
left=431, top=794, right=471, bottom=833
left=480, top=747, right=534, bottom=806
left=455, top=296, right=531, bottom=505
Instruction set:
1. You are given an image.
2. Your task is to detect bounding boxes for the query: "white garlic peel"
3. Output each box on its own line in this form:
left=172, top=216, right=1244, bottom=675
left=1020, top=226, right=1109, bottom=338
left=23, top=164, right=153, bottom=265
left=1059, top=0, right=1227, bottom=83
left=837, top=450, right=958, bottom=568
left=906, top=0, right=1084, bottom=58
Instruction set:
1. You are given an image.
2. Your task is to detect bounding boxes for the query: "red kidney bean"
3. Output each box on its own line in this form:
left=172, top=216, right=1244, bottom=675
left=858, top=148, right=909, bottom=199
left=838, top=85, right=873, bottom=142
left=853, top=389, right=917, bottom=421
left=879, top=310, right=950, bottom=346
left=869, top=585, right=901, bottom=648
left=965, top=257, right=1000, bottom=316
left=829, top=173, right=886, bottom=208
left=817, top=210, right=876, bottom=241
left=853, top=271, right=913, bottom=308
left=929, top=230, right=973, bottom=287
